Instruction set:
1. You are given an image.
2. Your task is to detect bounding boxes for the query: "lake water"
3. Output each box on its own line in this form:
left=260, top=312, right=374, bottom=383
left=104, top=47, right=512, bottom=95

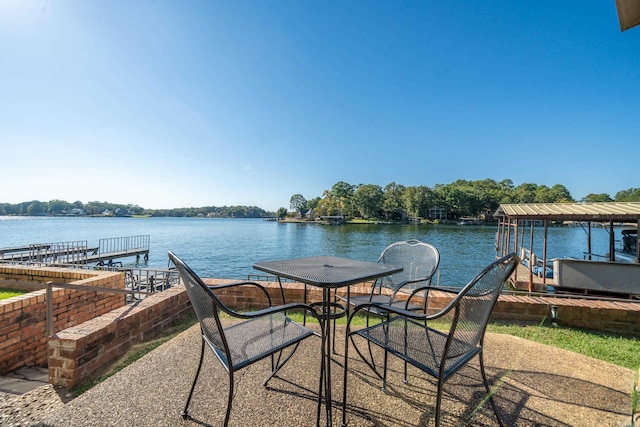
left=0, top=216, right=615, bottom=286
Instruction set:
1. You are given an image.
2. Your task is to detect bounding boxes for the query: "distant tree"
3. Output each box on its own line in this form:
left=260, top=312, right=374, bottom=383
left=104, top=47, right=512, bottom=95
left=382, top=182, right=406, bottom=220
left=549, top=184, right=573, bottom=202
left=513, top=183, right=538, bottom=204
left=86, top=201, right=109, bottom=215
left=127, top=204, right=144, bottom=215
left=434, top=182, right=479, bottom=218
left=615, top=188, right=640, bottom=202
left=499, top=179, right=515, bottom=190
left=354, top=184, right=383, bottom=219
left=583, top=193, right=613, bottom=202
left=402, top=185, right=433, bottom=218
left=26, top=201, right=47, bottom=216
left=331, top=181, right=356, bottom=216
left=318, top=189, right=338, bottom=216
left=276, top=207, right=288, bottom=219
left=48, top=199, right=70, bottom=215
left=306, top=197, right=321, bottom=210
left=471, top=178, right=510, bottom=214
left=534, top=186, right=555, bottom=203
left=289, top=194, right=307, bottom=211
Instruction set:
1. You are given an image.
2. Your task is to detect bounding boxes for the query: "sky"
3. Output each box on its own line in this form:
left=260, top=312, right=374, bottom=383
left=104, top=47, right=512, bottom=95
left=1, top=1, right=639, bottom=212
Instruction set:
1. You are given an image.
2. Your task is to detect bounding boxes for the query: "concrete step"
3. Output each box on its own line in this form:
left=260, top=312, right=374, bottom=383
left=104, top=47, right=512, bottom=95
left=0, top=366, right=49, bottom=395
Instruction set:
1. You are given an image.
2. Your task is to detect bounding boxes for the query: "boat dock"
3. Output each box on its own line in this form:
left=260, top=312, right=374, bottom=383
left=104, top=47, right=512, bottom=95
left=0, top=235, right=150, bottom=267
left=495, top=202, right=640, bottom=298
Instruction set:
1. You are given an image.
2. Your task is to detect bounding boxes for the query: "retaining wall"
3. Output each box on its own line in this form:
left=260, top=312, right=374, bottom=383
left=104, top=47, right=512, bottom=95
left=0, top=265, right=124, bottom=374
left=48, top=286, right=190, bottom=387
left=47, top=278, right=640, bottom=387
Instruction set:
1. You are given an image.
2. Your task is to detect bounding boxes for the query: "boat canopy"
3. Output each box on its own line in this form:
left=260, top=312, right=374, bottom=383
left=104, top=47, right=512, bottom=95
left=494, top=202, right=640, bottom=294
left=494, top=202, right=640, bottom=222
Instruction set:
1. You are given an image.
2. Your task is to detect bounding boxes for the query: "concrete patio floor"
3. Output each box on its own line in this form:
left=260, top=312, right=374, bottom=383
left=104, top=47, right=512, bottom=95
left=38, top=323, right=634, bottom=427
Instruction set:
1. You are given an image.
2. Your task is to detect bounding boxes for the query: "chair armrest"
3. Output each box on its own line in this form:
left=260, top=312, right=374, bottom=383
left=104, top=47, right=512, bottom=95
left=405, top=284, right=459, bottom=299
left=208, top=281, right=272, bottom=306
left=223, top=302, right=322, bottom=328
left=348, top=296, right=460, bottom=325
left=390, top=276, right=434, bottom=301
left=406, top=284, right=462, bottom=311
left=349, top=302, right=426, bottom=322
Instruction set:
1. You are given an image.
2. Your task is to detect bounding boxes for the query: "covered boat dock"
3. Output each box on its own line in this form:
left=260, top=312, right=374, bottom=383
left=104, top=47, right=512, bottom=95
left=494, top=202, right=640, bottom=296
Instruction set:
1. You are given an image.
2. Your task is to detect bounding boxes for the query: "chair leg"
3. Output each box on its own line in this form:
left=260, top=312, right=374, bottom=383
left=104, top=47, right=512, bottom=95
left=479, top=350, right=504, bottom=427
left=382, top=320, right=390, bottom=392
left=342, top=322, right=351, bottom=427
left=402, top=316, right=408, bottom=384
left=435, top=376, right=445, bottom=427
left=382, top=350, right=388, bottom=392
left=183, top=338, right=206, bottom=419
left=263, top=343, right=301, bottom=386
left=224, top=370, right=234, bottom=427
left=318, top=321, right=327, bottom=427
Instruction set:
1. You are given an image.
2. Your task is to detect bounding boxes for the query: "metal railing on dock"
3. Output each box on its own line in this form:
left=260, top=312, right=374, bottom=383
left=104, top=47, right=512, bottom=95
left=0, top=236, right=150, bottom=267
left=0, top=241, right=94, bottom=264
left=95, top=235, right=150, bottom=266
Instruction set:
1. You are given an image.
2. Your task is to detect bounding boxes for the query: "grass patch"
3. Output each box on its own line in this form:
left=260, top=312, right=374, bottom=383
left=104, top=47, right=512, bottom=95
left=487, top=320, right=640, bottom=371
left=0, top=289, right=28, bottom=300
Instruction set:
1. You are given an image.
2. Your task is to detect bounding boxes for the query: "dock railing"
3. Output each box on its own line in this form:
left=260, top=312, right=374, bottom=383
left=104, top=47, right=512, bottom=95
left=0, top=241, right=93, bottom=264
left=98, top=235, right=150, bottom=256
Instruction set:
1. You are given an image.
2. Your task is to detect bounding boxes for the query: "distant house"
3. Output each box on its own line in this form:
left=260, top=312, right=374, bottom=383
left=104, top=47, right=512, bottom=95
left=429, top=206, right=447, bottom=220
left=294, top=208, right=316, bottom=220
left=306, top=208, right=316, bottom=220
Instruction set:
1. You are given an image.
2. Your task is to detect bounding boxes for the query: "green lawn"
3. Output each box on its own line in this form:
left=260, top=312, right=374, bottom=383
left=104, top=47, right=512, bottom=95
left=0, top=289, right=28, bottom=300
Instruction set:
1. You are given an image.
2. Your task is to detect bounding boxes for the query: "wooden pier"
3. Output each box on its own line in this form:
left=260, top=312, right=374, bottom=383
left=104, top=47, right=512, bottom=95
left=0, top=235, right=150, bottom=267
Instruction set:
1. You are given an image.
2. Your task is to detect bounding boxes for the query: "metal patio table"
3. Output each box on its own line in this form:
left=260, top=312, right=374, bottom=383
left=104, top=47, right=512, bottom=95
left=253, top=256, right=402, bottom=427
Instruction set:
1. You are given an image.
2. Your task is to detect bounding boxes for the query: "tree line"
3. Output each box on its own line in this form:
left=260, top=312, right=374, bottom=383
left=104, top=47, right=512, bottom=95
left=3, top=180, right=638, bottom=220
left=285, top=179, right=640, bottom=221
left=0, top=200, right=271, bottom=218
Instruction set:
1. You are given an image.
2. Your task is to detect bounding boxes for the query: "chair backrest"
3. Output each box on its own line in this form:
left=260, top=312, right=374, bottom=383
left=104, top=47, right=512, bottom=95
left=168, top=251, right=230, bottom=365
left=445, top=253, right=519, bottom=359
left=377, top=239, right=440, bottom=292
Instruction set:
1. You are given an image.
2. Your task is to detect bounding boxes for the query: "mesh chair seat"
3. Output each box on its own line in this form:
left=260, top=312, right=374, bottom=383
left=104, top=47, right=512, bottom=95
left=209, top=313, right=316, bottom=370
left=352, top=317, right=477, bottom=380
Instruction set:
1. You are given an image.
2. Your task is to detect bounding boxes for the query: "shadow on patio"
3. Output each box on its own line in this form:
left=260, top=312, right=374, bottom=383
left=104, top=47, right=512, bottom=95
left=40, top=323, right=634, bottom=427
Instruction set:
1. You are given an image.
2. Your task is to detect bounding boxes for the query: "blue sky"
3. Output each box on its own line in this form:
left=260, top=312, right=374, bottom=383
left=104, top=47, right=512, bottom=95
left=1, top=1, right=638, bottom=212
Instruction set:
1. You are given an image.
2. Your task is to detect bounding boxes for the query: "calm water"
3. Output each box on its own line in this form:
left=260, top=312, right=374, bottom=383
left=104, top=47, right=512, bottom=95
left=0, top=216, right=615, bottom=286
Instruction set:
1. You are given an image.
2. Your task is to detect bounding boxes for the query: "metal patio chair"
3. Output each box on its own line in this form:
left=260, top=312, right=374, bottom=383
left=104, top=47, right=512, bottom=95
left=168, top=251, right=322, bottom=427
left=335, top=239, right=440, bottom=380
left=344, top=239, right=440, bottom=313
left=342, top=253, right=518, bottom=427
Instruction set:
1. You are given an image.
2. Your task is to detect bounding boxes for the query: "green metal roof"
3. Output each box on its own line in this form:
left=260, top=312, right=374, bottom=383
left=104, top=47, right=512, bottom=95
left=494, top=202, right=640, bottom=221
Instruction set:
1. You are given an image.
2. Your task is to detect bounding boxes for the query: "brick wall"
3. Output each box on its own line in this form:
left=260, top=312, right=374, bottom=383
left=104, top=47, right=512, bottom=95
left=48, top=286, right=191, bottom=387
left=0, top=265, right=124, bottom=374
left=202, top=279, right=640, bottom=337
left=46, top=278, right=640, bottom=387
